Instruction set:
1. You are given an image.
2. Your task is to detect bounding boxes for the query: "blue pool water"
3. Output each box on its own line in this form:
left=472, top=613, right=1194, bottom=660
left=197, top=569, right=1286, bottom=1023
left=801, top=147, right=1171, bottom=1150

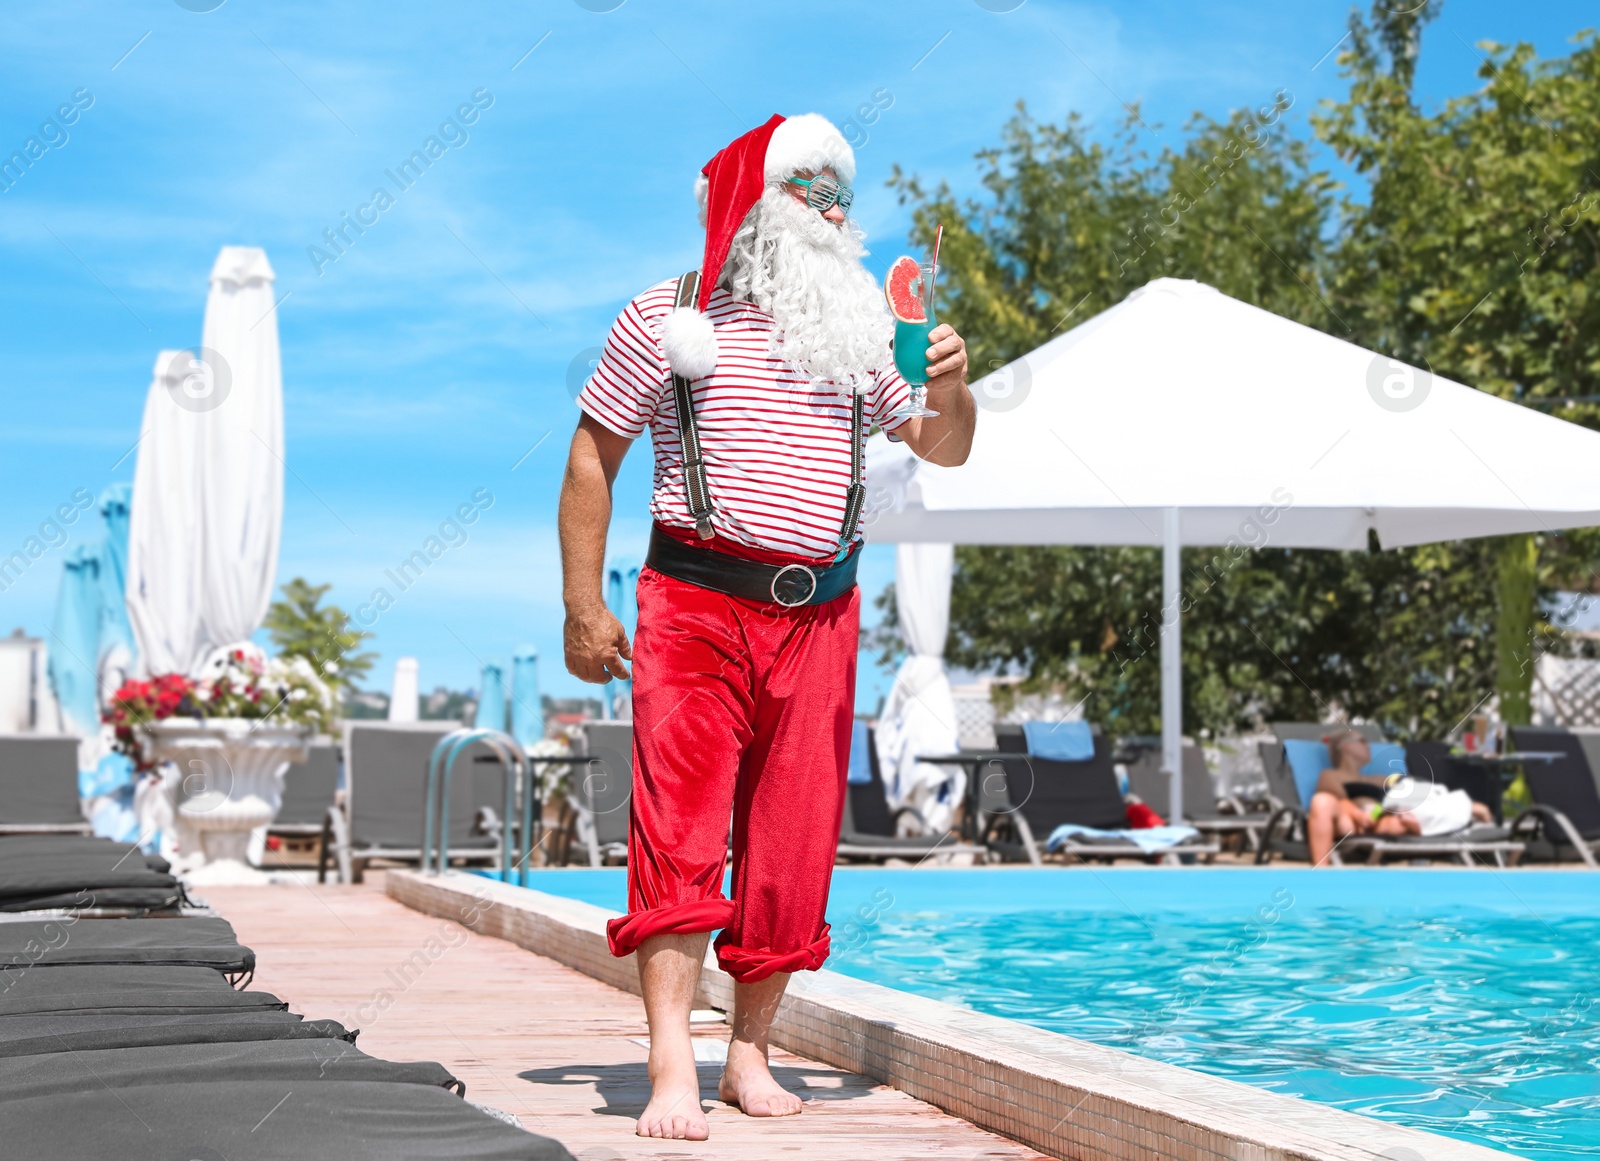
left=498, top=868, right=1600, bottom=1158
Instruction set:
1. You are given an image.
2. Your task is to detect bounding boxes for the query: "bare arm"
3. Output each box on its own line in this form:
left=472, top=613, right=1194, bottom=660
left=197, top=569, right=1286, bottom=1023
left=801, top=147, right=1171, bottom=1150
left=558, top=413, right=635, bottom=683
left=897, top=323, right=976, bottom=466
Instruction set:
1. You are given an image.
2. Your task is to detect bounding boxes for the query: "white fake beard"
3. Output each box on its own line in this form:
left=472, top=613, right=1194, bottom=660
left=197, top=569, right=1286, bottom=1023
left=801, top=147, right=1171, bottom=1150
left=720, top=185, right=894, bottom=392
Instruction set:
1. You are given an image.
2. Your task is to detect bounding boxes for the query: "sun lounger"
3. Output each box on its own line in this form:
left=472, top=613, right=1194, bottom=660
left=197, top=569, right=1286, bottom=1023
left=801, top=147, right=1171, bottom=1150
left=1123, top=740, right=1267, bottom=851
left=1506, top=726, right=1600, bottom=867
left=1355, top=825, right=1525, bottom=866
left=0, top=736, right=90, bottom=835
left=323, top=721, right=507, bottom=883
left=0, top=1078, right=577, bottom=1160
left=268, top=740, right=339, bottom=864
left=0, top=1010, right=353, bottom=1058
left=983, top=730, right=1219, bottom=865
left=0, top=963, right=285, bottom=1017
left=556, top=721, right=632, bottom=867
left=1255, top=726, right=1523, bottom=866
left=0, top=916, right=252, bottom=982
left=1570, top=730, right=1600, bottom=801
left=0, top=842, right=579, bottom=1161
left=836, top=724, right=984, bottom=863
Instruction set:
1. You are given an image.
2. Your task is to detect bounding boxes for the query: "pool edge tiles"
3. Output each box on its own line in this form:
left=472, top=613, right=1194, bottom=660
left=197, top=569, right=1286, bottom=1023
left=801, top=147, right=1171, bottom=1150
left=390, top=869, right=1518, bottom=1161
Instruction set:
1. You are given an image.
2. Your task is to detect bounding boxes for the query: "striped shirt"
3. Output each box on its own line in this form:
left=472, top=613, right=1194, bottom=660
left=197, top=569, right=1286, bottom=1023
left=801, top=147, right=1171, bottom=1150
left=577, top=278, right=912, bottom=562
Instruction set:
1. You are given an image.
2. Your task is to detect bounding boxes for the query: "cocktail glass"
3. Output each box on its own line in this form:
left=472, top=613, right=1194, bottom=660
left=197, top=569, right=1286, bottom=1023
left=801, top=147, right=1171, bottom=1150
left=890, top=262, right=940, bottom=419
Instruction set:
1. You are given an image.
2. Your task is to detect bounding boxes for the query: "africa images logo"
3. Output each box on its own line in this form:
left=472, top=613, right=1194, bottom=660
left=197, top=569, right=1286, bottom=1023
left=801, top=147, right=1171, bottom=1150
left=1366, top=354, right=1432, bottom=413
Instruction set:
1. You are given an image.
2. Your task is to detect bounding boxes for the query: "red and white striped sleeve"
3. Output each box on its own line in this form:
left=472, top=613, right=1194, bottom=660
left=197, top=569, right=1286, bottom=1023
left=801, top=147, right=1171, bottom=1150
left=868, top=363, right=914, bottom=431
left=576, top=281, right=675, bottom=439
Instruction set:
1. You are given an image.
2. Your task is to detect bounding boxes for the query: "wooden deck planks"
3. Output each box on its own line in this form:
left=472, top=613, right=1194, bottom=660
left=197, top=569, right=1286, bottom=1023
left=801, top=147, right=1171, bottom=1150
left=201, top=875, right=1053, bottom=1161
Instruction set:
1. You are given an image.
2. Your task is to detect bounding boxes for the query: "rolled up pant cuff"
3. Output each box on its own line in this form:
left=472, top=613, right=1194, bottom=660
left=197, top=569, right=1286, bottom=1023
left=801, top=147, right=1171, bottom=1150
left=606, top=897, right=736, bottom=958
left=714, top=925, right=831, bottom=983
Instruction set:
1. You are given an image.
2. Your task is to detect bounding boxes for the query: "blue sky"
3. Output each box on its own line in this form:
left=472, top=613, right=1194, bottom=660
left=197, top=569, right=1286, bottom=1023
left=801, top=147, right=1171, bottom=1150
left=0, top=0, right=1590, bottom=711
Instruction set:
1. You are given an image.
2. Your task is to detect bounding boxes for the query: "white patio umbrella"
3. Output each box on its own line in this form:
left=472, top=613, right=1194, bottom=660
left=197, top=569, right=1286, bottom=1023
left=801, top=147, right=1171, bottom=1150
left=876, top=543, right=961, bottom=831
left=126, top=351, right=209, bottom=675
left=866, top=277, right=1600, bottom=821
left=196, top=246, right=284, bottom=656
left=126, top=247, right=286, bottom=676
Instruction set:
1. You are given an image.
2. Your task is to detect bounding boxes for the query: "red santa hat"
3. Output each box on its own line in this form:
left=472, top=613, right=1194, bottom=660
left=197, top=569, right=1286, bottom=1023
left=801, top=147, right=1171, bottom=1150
left=660, top=113, right=856, bottom=380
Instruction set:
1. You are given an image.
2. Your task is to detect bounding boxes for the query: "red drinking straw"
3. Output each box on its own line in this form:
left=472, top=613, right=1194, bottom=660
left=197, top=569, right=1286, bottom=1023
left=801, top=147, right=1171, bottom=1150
left=928, top=223, right=943, bottom=310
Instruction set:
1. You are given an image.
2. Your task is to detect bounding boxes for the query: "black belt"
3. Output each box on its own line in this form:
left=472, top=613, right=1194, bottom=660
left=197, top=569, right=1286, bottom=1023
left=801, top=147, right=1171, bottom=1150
left=646, top=527, right=858, bottom=608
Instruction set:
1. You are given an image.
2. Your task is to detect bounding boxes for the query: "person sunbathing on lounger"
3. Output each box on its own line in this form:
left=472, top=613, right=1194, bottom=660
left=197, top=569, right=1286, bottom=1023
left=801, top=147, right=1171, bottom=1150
left=1307, top=730, right=1490, bottom=865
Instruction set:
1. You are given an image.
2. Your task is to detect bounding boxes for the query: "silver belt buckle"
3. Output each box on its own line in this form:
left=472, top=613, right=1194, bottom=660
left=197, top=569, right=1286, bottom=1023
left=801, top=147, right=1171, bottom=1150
left=770, top=563, right=818, bottom=607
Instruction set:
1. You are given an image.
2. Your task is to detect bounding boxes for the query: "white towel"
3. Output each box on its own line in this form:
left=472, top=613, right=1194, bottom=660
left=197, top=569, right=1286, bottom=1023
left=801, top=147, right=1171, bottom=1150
left=1381, top=778, right=1476, bottom=837
left=1045, top=823, right=1201, bottom=854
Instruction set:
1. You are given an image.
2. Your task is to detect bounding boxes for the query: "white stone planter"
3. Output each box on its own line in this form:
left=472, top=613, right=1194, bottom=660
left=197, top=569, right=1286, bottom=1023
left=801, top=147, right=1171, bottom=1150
left=142, top=718, right=311, bottom=885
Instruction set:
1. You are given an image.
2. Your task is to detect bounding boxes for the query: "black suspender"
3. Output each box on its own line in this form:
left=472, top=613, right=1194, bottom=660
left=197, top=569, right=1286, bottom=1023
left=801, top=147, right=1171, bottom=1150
left=670, top=272, right=716, bottom=540
left=838, top=392, right=866, bottom=561
left=670, top=270, right=866, bottom=559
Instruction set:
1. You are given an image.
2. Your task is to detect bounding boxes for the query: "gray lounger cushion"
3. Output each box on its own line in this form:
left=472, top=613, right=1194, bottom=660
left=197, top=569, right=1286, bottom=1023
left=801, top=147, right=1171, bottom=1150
left=0, top=917, right=251, bottom=972
left=0, top=836, right=182, bottom=911
left=0, top=1010, right=352, bottom=1057
left=0, top=1038, right=460, bottom=1102
left=0, top=964, right=284, bottom=1017
left=0, top=887, right=183, bottom=913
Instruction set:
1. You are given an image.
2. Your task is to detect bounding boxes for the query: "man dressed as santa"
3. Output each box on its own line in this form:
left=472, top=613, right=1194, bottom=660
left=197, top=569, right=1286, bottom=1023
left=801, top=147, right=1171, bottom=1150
left=559, top=112, right=975, bottom=1141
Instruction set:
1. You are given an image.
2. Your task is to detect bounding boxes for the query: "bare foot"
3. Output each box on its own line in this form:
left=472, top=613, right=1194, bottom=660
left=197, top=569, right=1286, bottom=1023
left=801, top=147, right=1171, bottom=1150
left=637, top=1044, right=708, bottom=1140
left=718, top=1038, right=803, bottom=1117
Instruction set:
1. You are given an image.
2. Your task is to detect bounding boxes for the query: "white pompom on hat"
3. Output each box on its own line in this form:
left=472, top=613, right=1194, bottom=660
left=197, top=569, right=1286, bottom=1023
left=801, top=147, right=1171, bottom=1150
left=662, top=113, right=856, bottom=381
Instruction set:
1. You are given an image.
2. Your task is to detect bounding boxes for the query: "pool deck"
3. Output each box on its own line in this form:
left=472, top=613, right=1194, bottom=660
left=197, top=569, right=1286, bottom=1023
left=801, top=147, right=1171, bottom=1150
left=201, top=875, right=1053, bottom=1161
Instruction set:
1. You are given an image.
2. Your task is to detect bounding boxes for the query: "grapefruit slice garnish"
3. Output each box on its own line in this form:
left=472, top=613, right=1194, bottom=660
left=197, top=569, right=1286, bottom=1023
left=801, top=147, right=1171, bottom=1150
left=885, top=256, right=926, bottom=323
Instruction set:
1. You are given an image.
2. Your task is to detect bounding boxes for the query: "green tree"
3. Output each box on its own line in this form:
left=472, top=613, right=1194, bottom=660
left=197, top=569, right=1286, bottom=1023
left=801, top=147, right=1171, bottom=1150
left=1318, top=4, right=1600, bottom=722
left=263, top=578, right=374, bottom=704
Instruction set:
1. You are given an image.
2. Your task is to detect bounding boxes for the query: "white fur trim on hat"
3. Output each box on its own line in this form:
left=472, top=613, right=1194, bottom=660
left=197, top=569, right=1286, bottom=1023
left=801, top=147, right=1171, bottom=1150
left=693, top=173, right=709, bottom=225
left=764, top=113, right=855, bottom=185
left=661, top=306, right=719, bottom=380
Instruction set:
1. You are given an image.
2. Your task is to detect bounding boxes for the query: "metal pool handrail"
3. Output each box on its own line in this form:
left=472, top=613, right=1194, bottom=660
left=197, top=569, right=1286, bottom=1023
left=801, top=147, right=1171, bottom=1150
left=423, top=728, right=530, bottom=877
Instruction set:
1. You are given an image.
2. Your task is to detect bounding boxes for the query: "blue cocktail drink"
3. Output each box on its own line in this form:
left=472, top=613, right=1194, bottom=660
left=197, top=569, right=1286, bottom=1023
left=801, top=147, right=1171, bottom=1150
left=893, top=317, right=935, bottom=386
left=887, top=259, right=940, bottom=419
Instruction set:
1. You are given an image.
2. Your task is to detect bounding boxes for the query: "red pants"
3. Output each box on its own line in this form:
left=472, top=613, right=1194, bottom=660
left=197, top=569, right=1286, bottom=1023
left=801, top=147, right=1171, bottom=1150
left=604, top=546, right=859, bottom=983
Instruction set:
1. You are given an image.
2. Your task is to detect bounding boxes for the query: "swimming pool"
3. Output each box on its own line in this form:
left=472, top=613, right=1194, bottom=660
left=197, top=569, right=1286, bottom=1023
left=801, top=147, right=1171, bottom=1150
left=499, top=868, right=1600, bottom=1159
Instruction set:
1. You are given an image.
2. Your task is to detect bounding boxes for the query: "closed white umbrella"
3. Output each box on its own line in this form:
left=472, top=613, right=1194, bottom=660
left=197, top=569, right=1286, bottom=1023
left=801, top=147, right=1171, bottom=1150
left=126, top=351, right=208, bottom=676
left=390, top=657, right=419, bottom=722
left=866, top=278, right=1600, bottom=820
left=196, top=246, right=284, bottom=655
left=875, top=543, right=961, bottom=832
